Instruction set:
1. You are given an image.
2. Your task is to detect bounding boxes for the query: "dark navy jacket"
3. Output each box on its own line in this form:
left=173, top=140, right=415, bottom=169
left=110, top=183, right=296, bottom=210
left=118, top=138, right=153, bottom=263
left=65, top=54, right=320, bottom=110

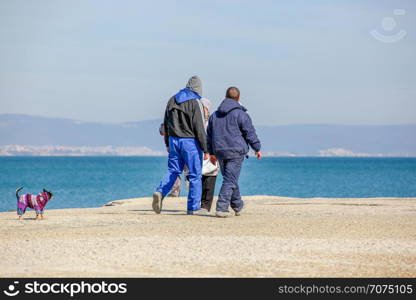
left=207, top=98, right=261, bottom=159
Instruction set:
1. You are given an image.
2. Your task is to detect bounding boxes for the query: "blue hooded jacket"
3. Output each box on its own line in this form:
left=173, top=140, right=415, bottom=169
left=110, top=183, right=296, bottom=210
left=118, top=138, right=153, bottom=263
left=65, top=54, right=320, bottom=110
left=163, top=76, right=208, bottom=153
left=174, top=88, right=201, bottom=103
left=207, top=98, right=261, bottom=159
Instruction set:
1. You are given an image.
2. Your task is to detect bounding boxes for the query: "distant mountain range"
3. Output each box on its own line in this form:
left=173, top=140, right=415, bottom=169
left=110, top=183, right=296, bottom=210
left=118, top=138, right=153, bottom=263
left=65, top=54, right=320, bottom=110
left=0, top=114, right=415, bottom=156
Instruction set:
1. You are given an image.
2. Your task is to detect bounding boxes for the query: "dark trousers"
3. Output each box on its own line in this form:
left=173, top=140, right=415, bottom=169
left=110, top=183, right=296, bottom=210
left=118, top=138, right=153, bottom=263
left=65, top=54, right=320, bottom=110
left=216, top=156, right=245, bottom=212
left=201, top=175, right=217, bottom=211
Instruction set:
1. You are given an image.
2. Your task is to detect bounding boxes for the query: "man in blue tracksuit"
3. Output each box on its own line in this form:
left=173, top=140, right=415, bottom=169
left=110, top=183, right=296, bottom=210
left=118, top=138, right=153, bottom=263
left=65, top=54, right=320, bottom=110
left=153, top=76, right=209, bottom=215
left=207, top=87, right=262, bottom=217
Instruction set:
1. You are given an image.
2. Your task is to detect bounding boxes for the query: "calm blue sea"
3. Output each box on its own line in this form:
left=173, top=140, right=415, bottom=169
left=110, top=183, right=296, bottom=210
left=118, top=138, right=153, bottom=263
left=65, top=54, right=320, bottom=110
left=0, top=156, right=415, bottom=212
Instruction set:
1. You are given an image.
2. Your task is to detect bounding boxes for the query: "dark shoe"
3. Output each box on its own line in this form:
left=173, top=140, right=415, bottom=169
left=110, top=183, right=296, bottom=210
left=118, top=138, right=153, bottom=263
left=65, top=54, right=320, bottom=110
left=187, top=210, right=194, bottom=215
left=234, top=208, right=243, bottom=216
left=152, top=192, right=163, bottom=214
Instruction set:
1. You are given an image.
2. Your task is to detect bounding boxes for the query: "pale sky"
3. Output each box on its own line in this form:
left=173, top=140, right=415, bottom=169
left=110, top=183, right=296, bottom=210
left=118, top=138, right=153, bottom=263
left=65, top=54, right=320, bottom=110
left=0, top=0, right=415, bottom=125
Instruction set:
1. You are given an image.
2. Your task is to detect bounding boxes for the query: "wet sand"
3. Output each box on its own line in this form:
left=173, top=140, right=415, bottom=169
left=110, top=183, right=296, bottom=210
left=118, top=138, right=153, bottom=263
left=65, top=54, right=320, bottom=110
left=1, top=196, right=415, bottom=277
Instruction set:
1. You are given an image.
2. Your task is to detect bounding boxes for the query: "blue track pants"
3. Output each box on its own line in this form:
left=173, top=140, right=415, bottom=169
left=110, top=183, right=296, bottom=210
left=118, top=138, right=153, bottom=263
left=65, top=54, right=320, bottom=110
left=156, top=136, right=203, bottom=211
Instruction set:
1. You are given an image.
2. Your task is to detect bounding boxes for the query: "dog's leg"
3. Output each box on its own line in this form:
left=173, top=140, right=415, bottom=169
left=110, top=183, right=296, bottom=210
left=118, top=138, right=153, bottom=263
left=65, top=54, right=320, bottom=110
left=34, top=206, right=43, bottom=220
left=38, top=209, right=45, bottom=220
left=17, top=207, right=24, bottom=220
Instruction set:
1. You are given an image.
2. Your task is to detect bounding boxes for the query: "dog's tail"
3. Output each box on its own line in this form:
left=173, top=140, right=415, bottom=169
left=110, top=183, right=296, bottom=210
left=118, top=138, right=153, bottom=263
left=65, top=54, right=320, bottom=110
left=15, top=187, right=24, bottom=200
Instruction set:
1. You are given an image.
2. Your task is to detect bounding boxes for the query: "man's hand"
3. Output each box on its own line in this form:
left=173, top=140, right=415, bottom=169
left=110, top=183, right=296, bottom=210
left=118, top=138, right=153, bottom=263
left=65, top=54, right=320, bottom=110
left=204, top=153, right=210, bottom=160
left=210, top=155, right=217, bottom=165
left=255, top=151, right=262, bottom=159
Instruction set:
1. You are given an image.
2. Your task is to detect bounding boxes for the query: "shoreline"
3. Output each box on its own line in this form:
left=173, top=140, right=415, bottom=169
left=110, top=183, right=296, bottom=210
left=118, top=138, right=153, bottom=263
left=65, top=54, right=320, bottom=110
left=2, top=155, right=416, bottom=158
left=2, top=195, right=416, bottom=213
left=1, top=195, right=415, bottom=277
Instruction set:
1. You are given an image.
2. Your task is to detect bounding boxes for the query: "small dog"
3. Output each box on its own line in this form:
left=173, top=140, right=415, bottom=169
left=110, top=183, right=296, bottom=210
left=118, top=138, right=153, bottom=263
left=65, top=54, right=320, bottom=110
left=16, top=187, right=53, bottom=220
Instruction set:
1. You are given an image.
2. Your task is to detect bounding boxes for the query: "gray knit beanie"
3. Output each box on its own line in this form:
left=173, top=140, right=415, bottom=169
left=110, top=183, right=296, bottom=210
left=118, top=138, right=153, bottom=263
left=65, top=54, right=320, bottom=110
left=186, top=75, right=202, bottom=96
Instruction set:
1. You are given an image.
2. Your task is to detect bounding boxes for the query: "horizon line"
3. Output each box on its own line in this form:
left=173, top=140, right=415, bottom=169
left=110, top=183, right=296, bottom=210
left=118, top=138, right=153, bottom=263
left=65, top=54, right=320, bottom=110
left=1, top=113, right=415, bottom=127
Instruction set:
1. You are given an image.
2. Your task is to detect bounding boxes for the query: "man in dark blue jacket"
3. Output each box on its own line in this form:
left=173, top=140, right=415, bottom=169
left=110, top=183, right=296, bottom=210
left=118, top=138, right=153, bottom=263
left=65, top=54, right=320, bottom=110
left=207, top=87, right=262, bottom=217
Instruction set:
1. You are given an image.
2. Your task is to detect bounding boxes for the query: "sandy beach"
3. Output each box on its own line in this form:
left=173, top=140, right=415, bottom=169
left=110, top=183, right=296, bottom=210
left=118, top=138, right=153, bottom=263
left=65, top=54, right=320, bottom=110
left=1, top=195, right=415, bottom=277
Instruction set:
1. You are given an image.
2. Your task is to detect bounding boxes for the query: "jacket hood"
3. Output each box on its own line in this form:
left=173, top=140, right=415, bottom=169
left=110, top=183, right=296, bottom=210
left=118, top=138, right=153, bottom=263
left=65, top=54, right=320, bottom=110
left=217, top=98, right=246, bottom=115
left=174, top=88, right=201, bottom=104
